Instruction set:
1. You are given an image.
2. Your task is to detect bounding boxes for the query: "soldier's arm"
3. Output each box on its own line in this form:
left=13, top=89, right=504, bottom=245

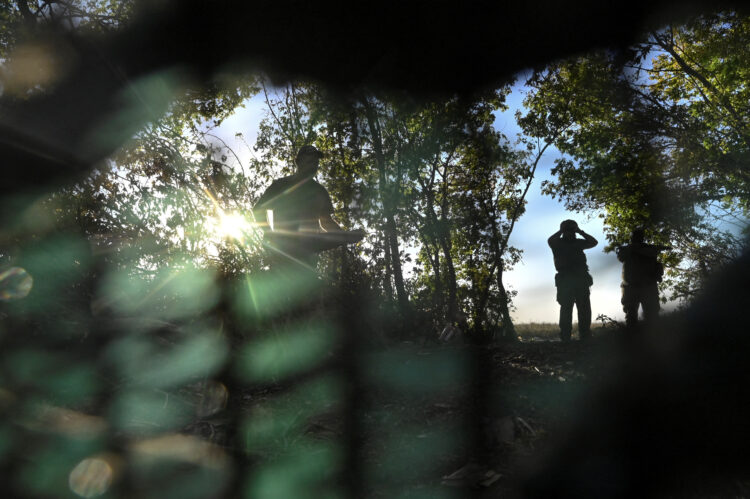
left=252, top=205, right=267, bottom=227
left=548, top=230, right=563, bottom=248
left=578, top=229, right=598, bottom=249
left=319, top=214, right=343, bottom=232
left=315, top=185, right=341, bottom=232
left=252, top=184, right=277, bottom=229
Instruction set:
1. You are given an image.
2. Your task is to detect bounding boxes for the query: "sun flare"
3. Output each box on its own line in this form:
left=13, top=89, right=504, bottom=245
left=215, top=211, right=254, bottom=241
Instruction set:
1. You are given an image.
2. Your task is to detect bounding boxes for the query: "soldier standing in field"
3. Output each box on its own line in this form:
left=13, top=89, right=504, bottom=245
left=616, top=228, right=670, bottom=331
left=548, top=220, right=598, bottom=341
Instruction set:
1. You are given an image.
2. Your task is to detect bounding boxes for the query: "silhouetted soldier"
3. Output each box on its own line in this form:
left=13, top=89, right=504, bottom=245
left=253, top=144, right=364, bottom=295
left=254, top=146, right=344, bottom=267
left=548, top=220, right=598, bottom=341
left=616, top=228, right=670, bottom=330
left=250, top=145, right=349, bottom=318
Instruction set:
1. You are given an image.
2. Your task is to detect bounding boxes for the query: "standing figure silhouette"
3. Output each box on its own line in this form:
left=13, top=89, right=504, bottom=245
left=548, top=220, right=598, bottom=341
left=252, top=145, right=363, bottom=316
left=253, top=145, right=345, bottom=272
left=616, top=228, right=670, bottom=331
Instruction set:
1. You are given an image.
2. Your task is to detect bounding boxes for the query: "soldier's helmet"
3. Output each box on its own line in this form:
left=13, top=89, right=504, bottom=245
left=631, top=228, right=645, bottom=243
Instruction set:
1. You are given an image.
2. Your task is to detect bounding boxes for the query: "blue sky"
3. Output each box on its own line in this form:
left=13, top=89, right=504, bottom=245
left=211, top=82, right=677, bottom=324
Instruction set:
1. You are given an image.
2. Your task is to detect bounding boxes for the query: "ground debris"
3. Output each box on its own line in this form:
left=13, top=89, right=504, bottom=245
left=515, top=416, right=536, bottom=436
left=442, top=462, right=503, bottom=488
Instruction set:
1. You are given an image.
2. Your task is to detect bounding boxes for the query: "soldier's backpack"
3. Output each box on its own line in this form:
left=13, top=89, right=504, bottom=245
left=621, top=245, right=663, bottom=285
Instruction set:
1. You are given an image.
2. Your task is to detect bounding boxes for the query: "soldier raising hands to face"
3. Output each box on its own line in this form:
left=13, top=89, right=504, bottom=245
left=548, top=220, right=598, bottom=341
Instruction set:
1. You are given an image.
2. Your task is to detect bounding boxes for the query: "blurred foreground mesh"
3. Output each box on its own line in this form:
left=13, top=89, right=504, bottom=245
left=0, top=233, right=498, bottom=499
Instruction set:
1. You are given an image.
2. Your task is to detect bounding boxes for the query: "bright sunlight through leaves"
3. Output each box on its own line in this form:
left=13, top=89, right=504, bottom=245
left=215, top=211, right=255, bottom=241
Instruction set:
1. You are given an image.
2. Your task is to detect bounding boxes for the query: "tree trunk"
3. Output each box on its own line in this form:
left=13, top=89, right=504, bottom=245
left=438, top=227, right=458, bottom=323
left=436, top=168, right=459, bottom=324
left=424, top=172, right=458, bottom=324
left=487, top=142, right=548, bottom=340
left=472, top=261, right=496, bottom=336
left=382, top=231, right=394, bottom=301
left=364, top=99, right=409, bottom=313
left=420, top=233, right=443, bottom=320
left=386, top=215, right=408, bottom=312
left=488, top=220, right=516, bottom=341
left=495, top=264, right=517, bottom=341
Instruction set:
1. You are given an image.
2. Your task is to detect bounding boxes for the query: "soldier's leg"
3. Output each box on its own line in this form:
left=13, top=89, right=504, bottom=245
left=576, top=286, right=592, bottom=339
left=641, top=282, right=661, bottom=326
left=621, top=284, right=639, bottom=330
left=557, top=287, right=574, bottom=341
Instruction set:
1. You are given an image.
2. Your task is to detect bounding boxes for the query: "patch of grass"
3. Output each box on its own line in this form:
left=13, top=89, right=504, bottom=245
left=514, top=323, right=559, bottom=340
left=514, top=323, right=612, bottom=340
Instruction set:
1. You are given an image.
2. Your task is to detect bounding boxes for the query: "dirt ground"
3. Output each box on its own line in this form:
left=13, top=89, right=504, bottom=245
left=360, top=327, right=620, bottom=498
left=229, top=324, right=623, bottom=498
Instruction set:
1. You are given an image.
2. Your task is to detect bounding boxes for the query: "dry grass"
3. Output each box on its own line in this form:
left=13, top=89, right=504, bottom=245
left=514, top=322, right=612, bottom=340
